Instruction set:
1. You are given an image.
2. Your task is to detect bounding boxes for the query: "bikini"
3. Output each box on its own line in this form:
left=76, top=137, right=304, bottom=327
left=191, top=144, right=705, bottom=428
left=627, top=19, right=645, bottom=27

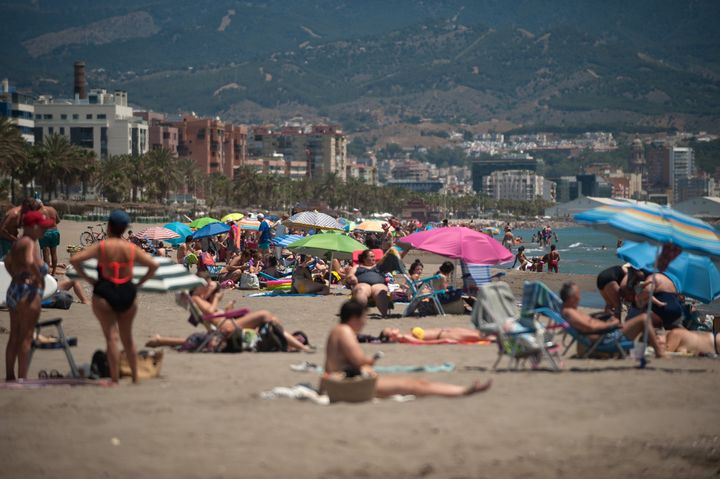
left=93, top=241, right=137, bottom=313
left=6, top=263, right=48, bottom=311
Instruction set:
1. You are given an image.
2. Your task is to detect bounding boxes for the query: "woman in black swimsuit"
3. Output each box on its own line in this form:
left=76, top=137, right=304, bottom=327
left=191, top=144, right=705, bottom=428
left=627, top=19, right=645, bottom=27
left=70, top=210, right=157, bottom=383
left=347, top=250, right=389, bottom=316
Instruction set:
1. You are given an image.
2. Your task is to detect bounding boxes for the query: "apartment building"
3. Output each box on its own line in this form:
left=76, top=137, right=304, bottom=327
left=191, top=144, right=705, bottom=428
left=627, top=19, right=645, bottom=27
left=0, top=79, right=34, bottom=144
left=245, top=153, right=307, bottom=180
left=174, top=115, right=247, bottom=178
left=249, top=124, right=347, bottom=180
left=481, top=169, right=555, bottom=201
left=134, top=111, right=179, bottom=155
left=670, top=147, right=695, bottom=203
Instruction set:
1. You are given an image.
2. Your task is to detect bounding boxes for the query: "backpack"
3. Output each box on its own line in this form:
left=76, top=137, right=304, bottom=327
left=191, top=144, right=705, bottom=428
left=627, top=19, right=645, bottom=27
left=255, top=322, right=288, bottom=352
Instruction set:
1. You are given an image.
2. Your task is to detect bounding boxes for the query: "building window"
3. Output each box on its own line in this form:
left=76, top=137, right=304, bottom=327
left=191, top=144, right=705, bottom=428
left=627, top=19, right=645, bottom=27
left=70, top=127, right=94, bottom=149
left=100, top=127, right=108, bottom=159
left=48, top=127, right=54, bottom=135
left=60, top=127, right=65, bottom=135
left=34, top=127, right=43, bottom=144
left=72, top=114, right=79, bottom=120
left=86, top=114, right=92, bottom=120
left=61, top=114, right=67, bottom=120
left=43, top=114, right=52, bottom=120
left=97, top=114, right=106, bottom=120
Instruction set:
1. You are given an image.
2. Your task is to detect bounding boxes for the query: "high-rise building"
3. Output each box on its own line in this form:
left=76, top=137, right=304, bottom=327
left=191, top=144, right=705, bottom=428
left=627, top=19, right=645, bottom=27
left=0, top=79, right=34, bottom=144
left=645, top=141, right=671, bottom=193
left=174, top=115, right=247, bottom=178
left=630, top=137, right=646, bottom=193
left=481, top=170, right=555, bottom=201
left=670, top=147, right=695, bottom=203
left=576, top=174, right=612, bottom=198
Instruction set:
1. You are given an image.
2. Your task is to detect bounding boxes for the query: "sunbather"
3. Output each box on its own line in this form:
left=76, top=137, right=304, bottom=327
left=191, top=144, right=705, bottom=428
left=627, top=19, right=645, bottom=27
left=432, top=261, right=475, bottom=313
left=291, top=255, right=329, bottom=294
left=379, top=327, right=489, bottom=343
left=560, top=282, right=665, bottom=358
left=146, top=328, right=311, bottom=353
left=630, top=273, right=683, bottom=330
left=346, top=250, right=389, bottom=316
left=665, top=328, right=719, bottom=355
left=190, top=272, right=311, bottom=351
left=323, top=300, right=492, bottom=397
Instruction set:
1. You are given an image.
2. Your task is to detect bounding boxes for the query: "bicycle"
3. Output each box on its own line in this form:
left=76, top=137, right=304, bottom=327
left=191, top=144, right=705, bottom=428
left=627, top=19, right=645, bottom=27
left=79, top=224, right=107, bottom=246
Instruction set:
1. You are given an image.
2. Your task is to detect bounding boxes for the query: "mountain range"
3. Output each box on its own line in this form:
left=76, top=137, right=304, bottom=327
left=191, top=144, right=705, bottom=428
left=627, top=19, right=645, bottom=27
left=2, top=0, right=719, bottom=135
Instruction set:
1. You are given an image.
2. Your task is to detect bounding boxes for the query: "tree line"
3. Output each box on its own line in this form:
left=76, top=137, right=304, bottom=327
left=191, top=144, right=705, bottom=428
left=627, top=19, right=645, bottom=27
left=0, top=118, right=551, bottom=217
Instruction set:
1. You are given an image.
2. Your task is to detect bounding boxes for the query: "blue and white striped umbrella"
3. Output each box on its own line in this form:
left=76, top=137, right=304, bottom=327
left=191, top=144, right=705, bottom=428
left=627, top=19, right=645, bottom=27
left=271, top=234, right=305, bottom=248
left=66, top=257, right=205, bottom=292
left=287, top=211, right=343, bottom=231
left=575, top=202, right=720, bottom=259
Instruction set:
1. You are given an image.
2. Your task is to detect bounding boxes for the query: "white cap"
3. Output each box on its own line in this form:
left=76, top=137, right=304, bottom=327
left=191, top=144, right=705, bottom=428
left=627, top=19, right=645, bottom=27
left=257, top=213, right=265, bottom=219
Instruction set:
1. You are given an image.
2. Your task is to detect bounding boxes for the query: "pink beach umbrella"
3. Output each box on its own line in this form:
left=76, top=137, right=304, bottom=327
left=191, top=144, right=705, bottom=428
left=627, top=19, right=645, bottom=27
left=398, top=226, right=513, bottom=265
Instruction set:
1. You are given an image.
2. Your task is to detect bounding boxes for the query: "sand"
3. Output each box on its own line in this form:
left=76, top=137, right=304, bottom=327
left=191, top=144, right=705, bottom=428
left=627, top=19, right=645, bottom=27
left=0, top=221, right=719, bottom=479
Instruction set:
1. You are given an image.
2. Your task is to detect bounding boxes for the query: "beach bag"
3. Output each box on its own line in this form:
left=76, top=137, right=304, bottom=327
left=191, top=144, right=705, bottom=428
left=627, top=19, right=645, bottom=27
left=320, top=372, right=377, bottom=404
left=224, top=329, right=246, bottom=353
left=256, top=322, right=288, bottom=352
left=41, top=291, right=73, bottom=309
left=120, top=349, right=164, bottom=379
left=239, top=272, right=260, bottom=289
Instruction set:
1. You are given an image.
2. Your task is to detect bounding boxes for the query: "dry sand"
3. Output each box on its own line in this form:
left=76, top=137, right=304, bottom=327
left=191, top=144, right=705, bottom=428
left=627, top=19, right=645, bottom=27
left=0, top=221, right=719, bottom=479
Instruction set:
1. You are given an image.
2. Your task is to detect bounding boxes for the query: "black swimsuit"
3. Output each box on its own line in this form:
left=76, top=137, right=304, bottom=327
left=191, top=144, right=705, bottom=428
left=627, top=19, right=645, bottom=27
left=93, top=241, right=138, bottom=313
left=597, top=265, right=626, bottom=290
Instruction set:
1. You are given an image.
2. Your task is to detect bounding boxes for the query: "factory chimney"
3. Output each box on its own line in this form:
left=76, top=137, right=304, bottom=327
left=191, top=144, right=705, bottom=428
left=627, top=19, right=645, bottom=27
left=74, top=61, right=86, bottom=100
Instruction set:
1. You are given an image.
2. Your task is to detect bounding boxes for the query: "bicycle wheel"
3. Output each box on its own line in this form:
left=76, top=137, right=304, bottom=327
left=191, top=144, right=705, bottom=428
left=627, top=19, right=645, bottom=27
left=80, top=231, right=94, bottom=246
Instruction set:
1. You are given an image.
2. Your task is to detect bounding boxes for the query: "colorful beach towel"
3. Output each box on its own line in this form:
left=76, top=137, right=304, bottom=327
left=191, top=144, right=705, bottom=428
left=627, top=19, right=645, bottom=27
left=259, top=384, right=415, bottom=405
left=290, top=362, right=456, bottom=373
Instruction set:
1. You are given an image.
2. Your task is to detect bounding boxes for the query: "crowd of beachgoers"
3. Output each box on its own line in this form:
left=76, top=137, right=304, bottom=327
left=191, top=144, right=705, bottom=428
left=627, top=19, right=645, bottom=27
left=1, top=198, right=718, bottom=401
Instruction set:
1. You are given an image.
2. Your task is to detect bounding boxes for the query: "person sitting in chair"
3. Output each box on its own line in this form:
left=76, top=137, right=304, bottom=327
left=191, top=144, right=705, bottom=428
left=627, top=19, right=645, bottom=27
left=345, top=250, right=389, bottom=316
left=560, top=282, right=665, bottom=358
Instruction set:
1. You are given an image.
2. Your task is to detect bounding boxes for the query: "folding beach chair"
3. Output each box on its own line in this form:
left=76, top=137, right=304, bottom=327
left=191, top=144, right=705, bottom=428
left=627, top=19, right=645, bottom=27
left=460, top=261, right=505, bottom=295
left=175, top=292, right=249, bottom=352
left=376, top=248, right=446, bottom=317
left=471, top=282, right=560, bottom=370
left=523, top=281, right=633, bottom=359
left=27, top=317, right=80, bottom=378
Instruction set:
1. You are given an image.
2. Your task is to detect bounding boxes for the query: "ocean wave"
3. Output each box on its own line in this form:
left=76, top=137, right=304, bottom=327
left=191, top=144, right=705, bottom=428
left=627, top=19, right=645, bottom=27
left=568, top=242, right=583, bottom=248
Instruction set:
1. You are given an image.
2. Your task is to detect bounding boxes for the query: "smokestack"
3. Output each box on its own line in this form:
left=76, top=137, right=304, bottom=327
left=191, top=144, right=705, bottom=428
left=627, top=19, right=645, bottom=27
left=74, top=61, right=86, bottom=100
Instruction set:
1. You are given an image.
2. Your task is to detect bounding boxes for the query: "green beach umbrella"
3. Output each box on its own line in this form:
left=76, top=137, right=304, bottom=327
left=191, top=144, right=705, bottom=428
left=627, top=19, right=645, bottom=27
left=288, top=233, right=367, bottom=260
left=189, top=217, right=221, bottom=230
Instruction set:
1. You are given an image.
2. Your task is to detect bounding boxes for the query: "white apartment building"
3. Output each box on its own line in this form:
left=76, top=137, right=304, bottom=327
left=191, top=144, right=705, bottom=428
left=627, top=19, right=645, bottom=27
left=1, top=79, right=34, bottom=144
left=481, top=169, right=556, bottom=201
left=34, top=89, right=148, bottom=159
left=670, top=147, right=695, bottom=203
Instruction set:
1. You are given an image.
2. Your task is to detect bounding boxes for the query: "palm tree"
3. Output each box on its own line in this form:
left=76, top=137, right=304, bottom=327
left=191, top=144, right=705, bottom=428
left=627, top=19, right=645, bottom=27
left=31, top=133, right=77, bottom=201
left=0, top=117, right=29, bottom=203
left=175, top=156, right=198, bottom=200
left=144, top=148, right=179, bottom=202
left=97, top=155, right=131, bottom=202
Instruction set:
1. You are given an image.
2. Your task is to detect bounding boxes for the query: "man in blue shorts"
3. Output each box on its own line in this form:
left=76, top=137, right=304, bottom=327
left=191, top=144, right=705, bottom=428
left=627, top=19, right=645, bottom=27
left=257, top=213, right=271, bottom=258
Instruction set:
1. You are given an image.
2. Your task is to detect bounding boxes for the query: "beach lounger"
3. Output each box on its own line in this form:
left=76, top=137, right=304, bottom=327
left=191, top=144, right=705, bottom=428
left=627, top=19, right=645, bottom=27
left=471, top=282, right=560, bottom=370
left=27, top=317, right=80, bottom=378
left=460, top=261, right=505, bottom=294
left=175, top=292, right=249, bottom=352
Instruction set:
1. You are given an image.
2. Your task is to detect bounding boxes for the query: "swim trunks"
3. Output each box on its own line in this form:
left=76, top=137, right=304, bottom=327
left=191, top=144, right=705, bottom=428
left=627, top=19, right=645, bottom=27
left=598, top=328, right=630, bottom=347
left=651, top=292, right=684, bottom=330
left=39, top=229, right=60, bottom=249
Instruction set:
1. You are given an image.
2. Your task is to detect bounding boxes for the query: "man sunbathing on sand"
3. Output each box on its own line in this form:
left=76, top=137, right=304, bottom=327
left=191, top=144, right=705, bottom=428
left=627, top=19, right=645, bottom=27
left=323, top=300, right=492, bottom=398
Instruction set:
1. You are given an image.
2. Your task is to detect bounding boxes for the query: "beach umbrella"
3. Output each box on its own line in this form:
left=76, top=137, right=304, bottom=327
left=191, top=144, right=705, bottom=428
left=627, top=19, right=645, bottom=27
left=398, top=227, right=513, bottom=265
left=482, top=227, right=499, bottom=236
left=189, top=217, right=221, bottom=230
left=238, top=219, right=261, bottom=230
left=575, top=202, right=720, bottom=260
left=575, top=202, right=720, bottom=366
left=192, top=222, right=231, bottom=240
left=136, top=226, right=180, bottom=242
left=617, top=241, right=720, bottom=303
left=271, top=234, right=305, bottom=248
left=287, top=211, right=343, bottom=231
left=288, top=233, right=367, bottom=260
left=221, top=213, right=244, bottom=222
left=66, top=257, right=205, bottom=293
left=353, top=220, right=393, bottom=233
left=163, top=222, right=193, bottom=246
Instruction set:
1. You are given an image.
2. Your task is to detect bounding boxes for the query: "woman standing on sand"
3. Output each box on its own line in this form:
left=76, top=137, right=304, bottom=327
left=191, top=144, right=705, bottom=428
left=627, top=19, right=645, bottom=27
left=4, top=211, right=55, bottom=381
left=70, top=210, right=158, bottom=384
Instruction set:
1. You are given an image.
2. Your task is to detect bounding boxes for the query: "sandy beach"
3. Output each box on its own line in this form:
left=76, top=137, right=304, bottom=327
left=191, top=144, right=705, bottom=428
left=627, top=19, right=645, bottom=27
left=0, top=221, right=718, bottom=479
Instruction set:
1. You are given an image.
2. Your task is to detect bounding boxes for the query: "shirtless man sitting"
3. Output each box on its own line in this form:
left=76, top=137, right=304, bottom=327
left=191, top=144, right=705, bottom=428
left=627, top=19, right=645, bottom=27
left=560, top=282, right=665, bottom=358
left=323, top=300, right=492, bottom=398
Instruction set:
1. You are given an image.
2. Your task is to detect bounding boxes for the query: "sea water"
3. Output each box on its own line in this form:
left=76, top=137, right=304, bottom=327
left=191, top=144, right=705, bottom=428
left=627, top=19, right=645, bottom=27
left=499, top=226, right=621, bottom=275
